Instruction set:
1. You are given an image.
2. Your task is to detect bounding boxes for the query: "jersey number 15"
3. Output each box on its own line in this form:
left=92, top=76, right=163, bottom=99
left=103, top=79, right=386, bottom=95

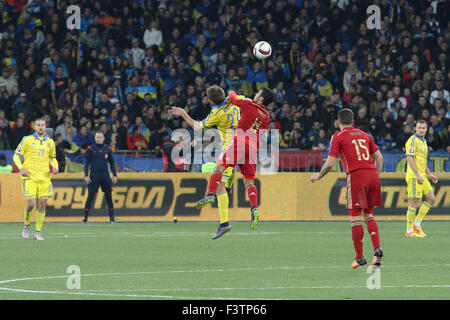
left=351, top=139, right=369, bottom=161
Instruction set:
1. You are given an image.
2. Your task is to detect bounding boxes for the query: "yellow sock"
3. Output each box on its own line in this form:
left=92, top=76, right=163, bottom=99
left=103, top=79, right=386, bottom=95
left=406, top=207, right=416, bottom=232
left=415, top=202, right=432, bottom=226
left=225, top=170, right=236, bottom=189
left=35, top=210, right=46, bottom=232
left=24, top=208, right=33, bottom=226
left=217, top=191, right=229, bottom=223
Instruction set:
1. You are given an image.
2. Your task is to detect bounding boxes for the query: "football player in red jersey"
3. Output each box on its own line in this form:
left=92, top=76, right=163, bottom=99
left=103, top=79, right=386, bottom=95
left=195, top=88, right=275, bottom=239
left=311, top=108, right=384, bottom=269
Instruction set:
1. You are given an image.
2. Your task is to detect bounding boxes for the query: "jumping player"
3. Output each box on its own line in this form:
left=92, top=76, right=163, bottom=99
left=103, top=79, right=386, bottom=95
left=169, top=86, right=243, bottom=232
left=310, top=108, right=384, bottom=269
left=195, top=88, right=274, bottom=239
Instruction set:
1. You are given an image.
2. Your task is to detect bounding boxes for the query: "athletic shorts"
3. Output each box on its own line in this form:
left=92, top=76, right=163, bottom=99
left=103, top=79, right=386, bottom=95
left=406, top=175, right=433, bottom=199
left=22, top=179, right=54, bottom=199
left=218, top=136, right=258, bottom=180
left=346, top=169, right=382, bottom=210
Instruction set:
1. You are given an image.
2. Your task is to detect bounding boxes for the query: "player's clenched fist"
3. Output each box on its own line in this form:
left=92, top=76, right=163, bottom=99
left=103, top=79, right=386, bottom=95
left=84, top=176, right=92, bottom=184
left=19, top=167, right=30, bottom=177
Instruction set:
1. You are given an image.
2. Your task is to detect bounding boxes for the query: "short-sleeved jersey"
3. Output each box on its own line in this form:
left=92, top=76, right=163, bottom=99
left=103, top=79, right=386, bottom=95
left=328, top=127, right=378, bottom=174
left=405, top=133, right=428, bottom=178
left=200, top=96, right=243, bottom=150
left=15, top=132, right=56, bottom=181
left=228, top=92, right=270, bottom=148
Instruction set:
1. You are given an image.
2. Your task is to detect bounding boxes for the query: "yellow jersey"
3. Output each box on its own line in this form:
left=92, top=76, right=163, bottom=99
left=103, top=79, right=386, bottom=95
left=200, top=95, right=243, bottom=150
left=15, top=133, right=56, bottom=181
left=405, top=133, right=428, bottom=178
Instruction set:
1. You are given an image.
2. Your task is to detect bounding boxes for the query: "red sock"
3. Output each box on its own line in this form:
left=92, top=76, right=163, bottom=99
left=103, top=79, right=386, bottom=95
left=207, top=172, right=223, bottom=194
left=246, top=184, right=258, bottom=207
left=351, top=224, right=364, bottom=259
left=366, top=216, right=380, bottom=251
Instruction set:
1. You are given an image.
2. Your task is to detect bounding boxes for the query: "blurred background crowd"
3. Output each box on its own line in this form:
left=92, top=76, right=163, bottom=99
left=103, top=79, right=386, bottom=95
left=0, top=0, right=449, bottom=163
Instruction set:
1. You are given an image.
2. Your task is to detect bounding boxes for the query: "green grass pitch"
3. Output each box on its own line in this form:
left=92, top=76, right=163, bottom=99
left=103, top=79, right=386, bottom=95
left=0, top=221, right=449, bottom=300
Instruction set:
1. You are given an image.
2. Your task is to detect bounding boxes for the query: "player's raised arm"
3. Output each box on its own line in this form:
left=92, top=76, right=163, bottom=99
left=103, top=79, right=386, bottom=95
left=169, top=107, right=202, bottom=130
left=228, top=91, right=247, bottom=108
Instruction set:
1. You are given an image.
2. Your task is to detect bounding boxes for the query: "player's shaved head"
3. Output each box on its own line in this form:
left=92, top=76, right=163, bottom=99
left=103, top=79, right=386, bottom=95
left=34, top=118, right=46, bottom=136
left=206, top=86, right=225, bottom=105
left=338, top=108, right=354, bottom=125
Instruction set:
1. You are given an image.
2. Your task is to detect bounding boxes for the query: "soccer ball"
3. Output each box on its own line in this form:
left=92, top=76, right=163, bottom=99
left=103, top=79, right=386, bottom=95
left=253, top=41, right=272, bottom=60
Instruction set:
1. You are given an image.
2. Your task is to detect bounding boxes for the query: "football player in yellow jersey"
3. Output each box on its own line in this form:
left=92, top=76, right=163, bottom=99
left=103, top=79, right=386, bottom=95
left=404, top=120, right=438, bottom=238
left=13, top=118, right=59, bottom=240
left=169, top=86, right=243, bottom=238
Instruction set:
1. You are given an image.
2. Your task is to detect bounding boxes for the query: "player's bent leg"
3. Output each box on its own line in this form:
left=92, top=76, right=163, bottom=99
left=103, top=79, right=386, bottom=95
left=406, top=198, right=423, bottom=237
left=349, top=209, right=366, bottom=269
left=224, top=168, right=236, bottom=200
left=362, top=209, right=383, bottom=269
left=414, top=191, right=434, bottom=236
left=22, top=199, right=35, bottom=239
left=195, top=165, right=226, bottom=209
left=33, top=197, right=48, bottom=240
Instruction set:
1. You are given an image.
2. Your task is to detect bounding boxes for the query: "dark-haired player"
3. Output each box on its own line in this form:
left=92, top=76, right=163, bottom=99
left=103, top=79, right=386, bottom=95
left=195, top=88, right=275, bottom=239
left=310, top=108, right=384, bottom=269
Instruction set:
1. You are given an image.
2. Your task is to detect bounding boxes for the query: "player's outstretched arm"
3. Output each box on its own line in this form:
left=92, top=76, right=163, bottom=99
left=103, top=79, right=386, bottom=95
left=169, top=107, right=201, bottom=130
left=228, top=91, right=247, bottom=108
left=310, top=156, right=336, bottom=183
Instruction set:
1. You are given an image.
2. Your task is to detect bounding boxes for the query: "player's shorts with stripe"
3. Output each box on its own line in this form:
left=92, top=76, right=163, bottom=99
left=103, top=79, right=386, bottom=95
left=346, top=168, right=382, bottom=211
left=218, top=136, right=258, bottom=180
left=22, top=179, right=54, bottom=199
left=406, top=175, right=432, bottom=198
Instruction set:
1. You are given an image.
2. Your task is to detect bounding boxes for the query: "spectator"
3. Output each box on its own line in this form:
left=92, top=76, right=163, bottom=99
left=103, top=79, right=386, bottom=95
left=10, top=118, right=30, bottom=148
left=73, top=126, right=95, bottom=154
left=143, top=21, right=163, bottom=49
left=55, top=115, right=77, bottom=144
left=126, top=125, right=148, bottom=150
left=13, top=93, right=33, bottom=122
left=0, top=68, right=18, bottom=95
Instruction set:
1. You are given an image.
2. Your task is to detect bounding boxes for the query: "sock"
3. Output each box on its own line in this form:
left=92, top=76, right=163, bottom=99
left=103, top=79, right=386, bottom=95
left=365, top=216, right=380, bottom=251
left=35, top=210, right=46, bottom=232
left=225, top=170, right=235, bottom=189
left=406, top=206, right=416, bottom=233
left=217, top=191, right=229, bottom=223
left=246, top=185, right=258, bottom=207
left=207, top=172, right=223, bottom=194
left=351, top=223, right=364, bottom=259
left=24, top=207, right=33, bottom=226
left=415, top=202, right=432, bottom=227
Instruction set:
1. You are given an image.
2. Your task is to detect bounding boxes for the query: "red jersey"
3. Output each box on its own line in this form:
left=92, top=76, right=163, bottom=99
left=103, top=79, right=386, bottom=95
left=229, top=91, right=270, bottom=145
left=328, top=127, right=379, bottom=174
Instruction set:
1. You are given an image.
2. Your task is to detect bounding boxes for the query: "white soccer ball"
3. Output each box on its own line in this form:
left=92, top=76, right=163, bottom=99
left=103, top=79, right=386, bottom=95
left=253, top=41, right=272, bottom=60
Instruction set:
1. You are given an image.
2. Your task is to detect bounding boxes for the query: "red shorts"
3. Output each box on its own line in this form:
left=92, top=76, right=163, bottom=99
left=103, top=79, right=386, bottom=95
left=218, top=136, right=257, bottom=179
left=346, top=169, right=382, bottom=211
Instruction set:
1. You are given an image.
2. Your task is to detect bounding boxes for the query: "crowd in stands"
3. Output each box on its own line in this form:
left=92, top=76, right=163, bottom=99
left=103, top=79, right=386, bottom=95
left=0, top=0, right=449, bottom=160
